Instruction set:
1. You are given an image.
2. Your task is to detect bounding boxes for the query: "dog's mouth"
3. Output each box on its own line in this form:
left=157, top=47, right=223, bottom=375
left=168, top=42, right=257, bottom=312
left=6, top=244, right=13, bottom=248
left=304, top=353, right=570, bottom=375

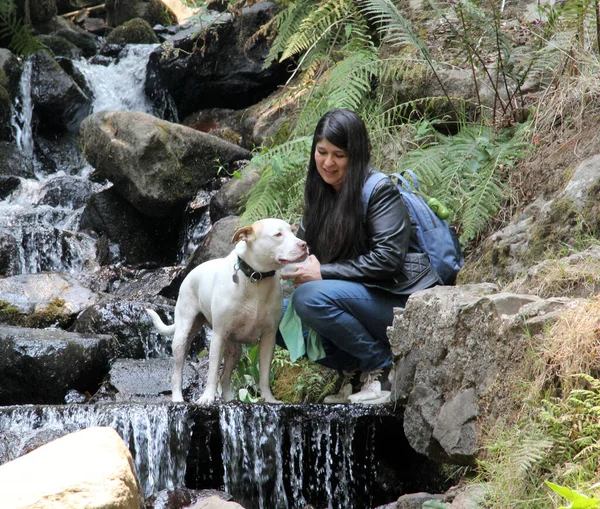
left=278, top=253, right=309, bottom=265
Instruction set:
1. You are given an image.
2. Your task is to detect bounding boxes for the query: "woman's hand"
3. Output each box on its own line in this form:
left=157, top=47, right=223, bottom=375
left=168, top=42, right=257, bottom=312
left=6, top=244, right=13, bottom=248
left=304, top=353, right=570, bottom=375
left=281, top=254, right=322, bottom=286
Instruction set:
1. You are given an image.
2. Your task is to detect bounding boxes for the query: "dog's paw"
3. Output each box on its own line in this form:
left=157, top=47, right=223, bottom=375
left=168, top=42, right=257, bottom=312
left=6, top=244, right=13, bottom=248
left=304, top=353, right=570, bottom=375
left=196, top=391, right=216, bottom=406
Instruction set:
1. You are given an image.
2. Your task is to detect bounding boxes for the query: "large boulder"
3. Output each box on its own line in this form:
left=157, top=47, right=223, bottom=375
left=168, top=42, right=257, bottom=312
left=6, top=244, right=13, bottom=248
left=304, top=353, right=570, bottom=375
left=30, top=50, right=92, bottom=132
left=145, top=2, right=291, bottom=120
left=388, top=283, right=577, bottom=464
left=0, top=427, right=140, bottom=509
left=0, top=325, right=113, bottom=405
left=80, top=110, right=251, bottom=217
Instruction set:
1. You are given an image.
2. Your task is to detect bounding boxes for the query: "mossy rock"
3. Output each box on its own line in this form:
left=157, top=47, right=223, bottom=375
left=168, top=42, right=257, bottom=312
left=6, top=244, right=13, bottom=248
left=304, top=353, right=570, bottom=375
left=38, top=34, right=81, bottom=59
left=105, top=18, right=159, bottom=45
left=0, top=298, right=74, bottom=329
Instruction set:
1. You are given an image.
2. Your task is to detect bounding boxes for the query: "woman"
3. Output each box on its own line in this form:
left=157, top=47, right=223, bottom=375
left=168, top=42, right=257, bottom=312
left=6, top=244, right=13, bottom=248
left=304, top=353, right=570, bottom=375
left=281, top=108, right=439, bottom=404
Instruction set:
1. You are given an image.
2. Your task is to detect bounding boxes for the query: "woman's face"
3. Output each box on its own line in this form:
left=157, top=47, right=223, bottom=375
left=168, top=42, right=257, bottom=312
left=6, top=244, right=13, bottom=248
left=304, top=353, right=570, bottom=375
left=314, top=138, right=349, bottom=192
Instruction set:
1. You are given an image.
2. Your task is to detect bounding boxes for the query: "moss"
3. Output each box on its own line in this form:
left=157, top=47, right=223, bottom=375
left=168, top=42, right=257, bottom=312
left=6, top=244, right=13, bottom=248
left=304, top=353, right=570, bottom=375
left=0, top=298, right=73, bottom=329
left=0, top=300, right=21, bottom=324
left=146, top=0, right=177, bottom=26
left=105, top=18, right=159, bottom=45
left=457, top=246, right=512, bottom=285
left=526, top=197, right=582, bottom=264
left=38, top=34, right=80, bottom=58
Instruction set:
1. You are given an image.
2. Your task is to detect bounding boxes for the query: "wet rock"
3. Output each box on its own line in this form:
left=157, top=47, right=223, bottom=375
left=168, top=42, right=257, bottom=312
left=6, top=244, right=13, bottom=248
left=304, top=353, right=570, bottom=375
left=0, top=271, right=102, bottom=317
left=146, top=2, right=291, bottom=120
left=38, top=175, right=97, bottom=208
left=108, top=357, right=206, bottom=402
left=209, top=167, right=259, bottom=224
left=79, top=187, right=180, bottom=266
left=72, top=298, right=179, bottom=359
left=55, top=27, right=99, bottom=57
left=0, top=231, right=21, bottom=276
left=0, top=272, right=103, bottom=328
left=0, top=141, right=34, bottom=178
left=30, top=51, right=92, bottom=132
left=0, top=427, right=140, bottom=508
left=0, top=325, right=112, bottom=405
left=0, top=175, right=20, bottom=199
left=38, top=33, right=83, bottom=59
left=80, top=110, right=251, bottom=217
left=64, top=389, right=89, bottom=403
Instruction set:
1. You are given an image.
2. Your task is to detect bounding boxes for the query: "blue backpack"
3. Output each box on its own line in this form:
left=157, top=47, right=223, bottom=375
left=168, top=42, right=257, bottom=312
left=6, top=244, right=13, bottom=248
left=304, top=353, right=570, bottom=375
left=362, top=170, right=464, bottom=285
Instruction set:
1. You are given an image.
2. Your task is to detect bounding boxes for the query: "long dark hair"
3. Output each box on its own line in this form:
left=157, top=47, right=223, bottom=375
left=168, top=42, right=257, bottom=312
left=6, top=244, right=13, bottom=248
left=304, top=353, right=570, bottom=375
left=303, top=109, right=371, bottom=263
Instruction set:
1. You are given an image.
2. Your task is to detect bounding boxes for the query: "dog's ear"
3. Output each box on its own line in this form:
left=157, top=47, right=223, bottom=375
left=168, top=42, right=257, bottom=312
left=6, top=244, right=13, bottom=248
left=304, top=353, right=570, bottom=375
left=232, top=226, right=256, bottom=244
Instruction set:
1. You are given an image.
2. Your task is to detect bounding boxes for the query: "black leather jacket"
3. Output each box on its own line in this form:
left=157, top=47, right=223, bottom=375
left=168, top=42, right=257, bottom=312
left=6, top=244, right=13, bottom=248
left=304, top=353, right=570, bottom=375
left=298, top=171, right=440, bottom=295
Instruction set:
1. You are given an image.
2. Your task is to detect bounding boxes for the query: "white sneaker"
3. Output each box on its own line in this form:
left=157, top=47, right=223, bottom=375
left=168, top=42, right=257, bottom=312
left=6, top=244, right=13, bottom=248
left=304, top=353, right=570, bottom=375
left=323, top=370, right=355, bottom=404
left=361, top=390, right=391, bottom=405
left=347, top=370, right=383, bottom=404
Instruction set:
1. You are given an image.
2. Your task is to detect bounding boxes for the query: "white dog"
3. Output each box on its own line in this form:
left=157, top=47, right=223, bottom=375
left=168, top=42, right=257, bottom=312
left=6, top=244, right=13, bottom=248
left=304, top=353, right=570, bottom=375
left=147, top=218, right=308, bottom=405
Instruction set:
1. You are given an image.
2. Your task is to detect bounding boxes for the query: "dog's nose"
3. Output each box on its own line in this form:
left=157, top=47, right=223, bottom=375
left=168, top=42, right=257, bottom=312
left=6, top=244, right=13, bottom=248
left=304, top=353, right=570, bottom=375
left=298, top=240, right=308, bottom=251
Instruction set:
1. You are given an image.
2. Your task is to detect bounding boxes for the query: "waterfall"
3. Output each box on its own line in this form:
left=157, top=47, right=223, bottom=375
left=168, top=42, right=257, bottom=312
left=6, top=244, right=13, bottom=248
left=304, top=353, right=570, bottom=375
left=219, top=404, right=378, bottom=509
left=10, top=59, right=34, bottom=160
left=0, top=403, right=192, bottom=498
left=74, top=44, right=158, bottom=114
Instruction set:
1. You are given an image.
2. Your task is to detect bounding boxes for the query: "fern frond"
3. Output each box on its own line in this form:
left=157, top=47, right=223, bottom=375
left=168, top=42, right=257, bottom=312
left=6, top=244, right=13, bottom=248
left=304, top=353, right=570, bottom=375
left=265, top=0, right=318, bottom=65
left=241, top=136, right=312, bottom=224
left=0, top=0, right=44, bottom=56
left=281, top=0, right=355, bottom=62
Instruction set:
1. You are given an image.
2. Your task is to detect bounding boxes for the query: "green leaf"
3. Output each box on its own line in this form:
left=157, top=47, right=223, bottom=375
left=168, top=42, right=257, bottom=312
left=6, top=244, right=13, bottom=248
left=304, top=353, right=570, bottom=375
left=545, top=481, right=600, bottom=508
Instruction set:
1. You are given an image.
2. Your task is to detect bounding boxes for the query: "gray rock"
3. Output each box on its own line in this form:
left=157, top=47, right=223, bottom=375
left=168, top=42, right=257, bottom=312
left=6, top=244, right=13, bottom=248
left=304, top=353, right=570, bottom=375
left=30, top=51, right=92, bottom=132
left=389, top=283, right=575, bottom=464
left=0, top=325, right=112, bottom=405
left=109, top=357, right=205, bottom=402
left=0, top=272, right=102, bottom=315
left=80, top=110, right=250, bottom=217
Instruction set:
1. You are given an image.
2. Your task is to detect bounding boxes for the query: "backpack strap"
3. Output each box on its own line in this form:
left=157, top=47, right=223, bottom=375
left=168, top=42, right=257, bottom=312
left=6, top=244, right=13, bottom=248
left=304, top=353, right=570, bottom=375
left=400, top=169, right=420, bottom=191
left=361, top=171, right=389, bottom=218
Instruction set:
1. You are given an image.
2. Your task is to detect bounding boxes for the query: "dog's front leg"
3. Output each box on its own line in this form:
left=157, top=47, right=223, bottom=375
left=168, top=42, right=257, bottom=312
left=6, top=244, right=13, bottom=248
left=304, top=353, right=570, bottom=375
left=197, top=331, right=226, bottom=406
left=258, top=331, right=281, bottom=404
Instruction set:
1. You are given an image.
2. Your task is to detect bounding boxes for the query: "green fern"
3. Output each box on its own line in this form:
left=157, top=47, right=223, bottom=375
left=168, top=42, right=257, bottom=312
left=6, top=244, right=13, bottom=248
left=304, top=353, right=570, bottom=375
left=0, top=0, right=44, bottom=56
left=397, top=120, right=529, bottom=242
left=240, top=136, right=312, bottom=224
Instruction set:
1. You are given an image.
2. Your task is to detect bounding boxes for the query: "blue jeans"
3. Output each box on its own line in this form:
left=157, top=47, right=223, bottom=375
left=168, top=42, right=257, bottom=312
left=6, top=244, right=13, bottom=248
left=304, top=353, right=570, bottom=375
left=278, top=280, right=408, bottom=373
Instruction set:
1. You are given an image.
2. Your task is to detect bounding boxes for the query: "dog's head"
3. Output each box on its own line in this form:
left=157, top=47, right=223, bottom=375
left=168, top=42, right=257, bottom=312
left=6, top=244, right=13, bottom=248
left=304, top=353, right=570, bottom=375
left=232, top=219, right=308, bottom=270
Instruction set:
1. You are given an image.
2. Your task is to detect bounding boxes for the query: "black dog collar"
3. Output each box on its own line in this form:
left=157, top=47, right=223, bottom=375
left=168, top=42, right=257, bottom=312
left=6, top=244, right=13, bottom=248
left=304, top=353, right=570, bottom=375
left=233, top=256, right=277, bottom=283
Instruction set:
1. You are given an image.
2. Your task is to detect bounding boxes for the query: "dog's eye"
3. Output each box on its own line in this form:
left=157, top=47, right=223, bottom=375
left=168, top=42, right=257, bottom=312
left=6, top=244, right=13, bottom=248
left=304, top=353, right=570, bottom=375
left=274, top=232, right=283, bottom=237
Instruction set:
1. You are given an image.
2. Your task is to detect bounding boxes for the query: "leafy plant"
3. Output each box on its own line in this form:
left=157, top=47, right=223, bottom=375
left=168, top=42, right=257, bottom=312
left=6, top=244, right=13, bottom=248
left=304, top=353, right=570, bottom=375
left=0, top=0, right=44, bottom=56
left=398, top=119, right=530, bottom=242
left=545, top=481, right=600, bottom=509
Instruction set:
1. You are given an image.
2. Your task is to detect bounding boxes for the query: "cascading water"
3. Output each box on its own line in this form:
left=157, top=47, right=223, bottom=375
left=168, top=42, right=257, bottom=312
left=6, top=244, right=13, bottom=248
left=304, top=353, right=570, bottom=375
left=0, top=403, right=192, bottom=498
left=213, top=404, right=405, bottom=509
left=74, top=44, right=158, bottom=115
left=10, top=59, right=33, bottom=160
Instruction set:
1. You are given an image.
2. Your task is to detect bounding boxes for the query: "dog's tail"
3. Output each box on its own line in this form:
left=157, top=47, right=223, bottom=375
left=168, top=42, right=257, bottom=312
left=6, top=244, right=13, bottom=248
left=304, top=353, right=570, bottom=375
left=146, top=308, right=176, bottom=336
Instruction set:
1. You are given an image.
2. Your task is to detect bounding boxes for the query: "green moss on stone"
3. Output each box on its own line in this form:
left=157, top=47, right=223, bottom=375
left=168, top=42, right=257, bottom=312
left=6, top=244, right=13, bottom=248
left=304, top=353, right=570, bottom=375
left=105, top=18, right=159, bottom=45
